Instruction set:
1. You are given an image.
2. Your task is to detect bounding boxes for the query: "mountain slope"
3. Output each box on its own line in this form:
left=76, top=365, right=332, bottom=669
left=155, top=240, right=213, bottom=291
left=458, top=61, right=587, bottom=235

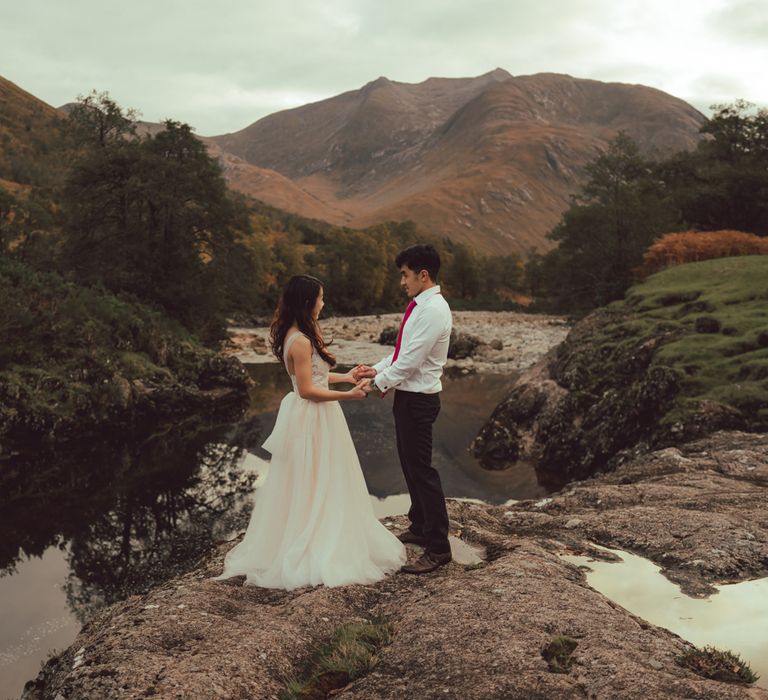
left=210, top=71, right=705, bottom=254
left=0, top=75, right=66, bottom=186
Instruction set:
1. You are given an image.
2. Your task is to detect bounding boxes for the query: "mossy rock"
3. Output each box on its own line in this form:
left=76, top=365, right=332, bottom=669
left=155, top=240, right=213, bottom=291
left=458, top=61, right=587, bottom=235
left=473, top=256, right=768, bottom=485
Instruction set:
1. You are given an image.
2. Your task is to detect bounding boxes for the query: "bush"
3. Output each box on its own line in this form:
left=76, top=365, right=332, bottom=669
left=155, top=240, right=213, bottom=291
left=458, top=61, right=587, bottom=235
left=637, top=230, right=768, bottom=278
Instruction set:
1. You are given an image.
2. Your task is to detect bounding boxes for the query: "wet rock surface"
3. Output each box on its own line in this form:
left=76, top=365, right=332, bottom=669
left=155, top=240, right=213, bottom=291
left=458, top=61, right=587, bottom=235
left=24, top=431, right=768, bottom=699
left=507, top=431, right=768, bottom=597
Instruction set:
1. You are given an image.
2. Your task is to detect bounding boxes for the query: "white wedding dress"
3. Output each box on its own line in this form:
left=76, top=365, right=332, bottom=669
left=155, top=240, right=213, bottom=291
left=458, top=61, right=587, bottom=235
left=212, top=331, right=406, bottom=590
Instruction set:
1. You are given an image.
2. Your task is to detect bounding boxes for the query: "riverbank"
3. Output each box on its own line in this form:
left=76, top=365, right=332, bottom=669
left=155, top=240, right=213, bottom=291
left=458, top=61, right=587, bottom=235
left=0, top=258, right=252, bottom=457
left=224, top=310, right=570, bottom=373
left=23, top=430, right=768, bottom=699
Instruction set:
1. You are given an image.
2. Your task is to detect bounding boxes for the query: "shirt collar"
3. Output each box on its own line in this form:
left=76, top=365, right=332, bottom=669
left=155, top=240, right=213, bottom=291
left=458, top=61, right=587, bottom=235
left=414, top=285, right=441, bottom=305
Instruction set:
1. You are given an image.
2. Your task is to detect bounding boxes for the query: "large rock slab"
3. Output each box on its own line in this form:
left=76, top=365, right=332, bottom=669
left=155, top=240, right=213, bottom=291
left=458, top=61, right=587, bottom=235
left=23, top=432, right=768, bottom=699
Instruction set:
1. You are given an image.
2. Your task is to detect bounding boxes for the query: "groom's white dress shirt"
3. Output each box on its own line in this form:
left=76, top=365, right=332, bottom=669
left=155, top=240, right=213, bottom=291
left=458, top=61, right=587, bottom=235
left=372, top=285, right=452, bottom=394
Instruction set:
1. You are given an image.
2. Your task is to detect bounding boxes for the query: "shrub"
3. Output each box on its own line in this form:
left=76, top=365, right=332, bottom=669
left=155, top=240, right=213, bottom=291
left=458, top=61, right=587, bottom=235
left=637, top=230, right=768, bottom=278
left=676, top=645, right=758, bottom=684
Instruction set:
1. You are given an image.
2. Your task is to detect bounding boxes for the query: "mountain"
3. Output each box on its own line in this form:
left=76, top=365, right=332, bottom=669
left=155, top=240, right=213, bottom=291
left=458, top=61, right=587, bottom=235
left=209, top=71, right=706, bottom=255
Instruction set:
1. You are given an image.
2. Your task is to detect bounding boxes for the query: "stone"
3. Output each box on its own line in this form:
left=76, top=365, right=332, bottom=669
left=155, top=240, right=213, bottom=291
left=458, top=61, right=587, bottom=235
left=448, top=330, right=481, bottom=359
left=470, top=304, right=755, bottom=488
left=24, top=465, right=768, bottom=699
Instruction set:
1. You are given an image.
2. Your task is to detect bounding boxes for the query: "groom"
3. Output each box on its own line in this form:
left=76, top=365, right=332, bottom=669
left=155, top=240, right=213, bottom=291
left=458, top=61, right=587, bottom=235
left=355, top=244, right=453, bottom=574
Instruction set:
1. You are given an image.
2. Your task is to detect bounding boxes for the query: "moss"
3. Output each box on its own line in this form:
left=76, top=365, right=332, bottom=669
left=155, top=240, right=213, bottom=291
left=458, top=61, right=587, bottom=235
left=587, top=256, right=768, bottom=429
left=0, top=257, right=229, bottom=446
left=676, top=645, right=759, bottom=684
left=118, top=352, right=174, bottom=382
left=280, top=617, right=393, bottom=700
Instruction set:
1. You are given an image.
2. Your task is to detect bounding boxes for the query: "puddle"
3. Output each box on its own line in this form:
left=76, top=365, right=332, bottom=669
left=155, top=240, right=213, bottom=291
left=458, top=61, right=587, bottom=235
left=561, top=544, right=768, bottom=687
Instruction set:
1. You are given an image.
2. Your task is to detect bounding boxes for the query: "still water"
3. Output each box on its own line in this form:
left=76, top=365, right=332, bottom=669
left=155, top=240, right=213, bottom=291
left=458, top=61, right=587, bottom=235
left=0, top=364, right=541, bottom=698
left=562, top=545, right=768, bottom=689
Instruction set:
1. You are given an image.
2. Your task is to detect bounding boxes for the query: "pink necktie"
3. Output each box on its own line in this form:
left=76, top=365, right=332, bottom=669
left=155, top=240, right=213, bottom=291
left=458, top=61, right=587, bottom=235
left=391, top=299, right=417, bottom=365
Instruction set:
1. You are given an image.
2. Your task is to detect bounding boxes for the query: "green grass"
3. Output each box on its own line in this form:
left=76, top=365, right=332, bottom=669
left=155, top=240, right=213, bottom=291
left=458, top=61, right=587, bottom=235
left=676, top=645, right=759, bottom=684
left=594, top=255, right=768, bottom=428
left=279, top=617, right=393, bottom=700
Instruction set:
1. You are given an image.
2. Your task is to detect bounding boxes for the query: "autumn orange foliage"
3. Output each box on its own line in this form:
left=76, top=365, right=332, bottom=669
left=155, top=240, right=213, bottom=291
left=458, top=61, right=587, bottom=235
left=636, top=230, right=768, bottom=278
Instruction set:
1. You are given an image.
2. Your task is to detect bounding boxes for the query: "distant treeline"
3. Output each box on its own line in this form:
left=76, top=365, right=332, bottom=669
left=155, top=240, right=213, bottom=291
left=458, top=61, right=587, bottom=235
left=251, top=206, right=525, bottom=315
left=0, top=92, right=524, bottom=346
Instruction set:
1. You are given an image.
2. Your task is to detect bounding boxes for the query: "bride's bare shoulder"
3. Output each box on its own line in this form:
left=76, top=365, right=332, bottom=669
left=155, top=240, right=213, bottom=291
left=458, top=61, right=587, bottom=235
left=286, top=332, right=312, bottom=355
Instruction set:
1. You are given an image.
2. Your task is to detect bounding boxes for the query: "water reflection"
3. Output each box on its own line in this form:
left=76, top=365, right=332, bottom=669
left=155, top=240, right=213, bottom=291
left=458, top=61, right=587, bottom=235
left=1, top=422, right=257, bottom=622
left=561, top=545, right=768, bottom=688
left=244, top=363, right=545, bottom=503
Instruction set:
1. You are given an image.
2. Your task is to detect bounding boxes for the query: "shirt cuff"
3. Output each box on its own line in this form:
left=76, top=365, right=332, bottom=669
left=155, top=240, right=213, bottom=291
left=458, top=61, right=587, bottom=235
left=374, top=372, right=393, bottom=392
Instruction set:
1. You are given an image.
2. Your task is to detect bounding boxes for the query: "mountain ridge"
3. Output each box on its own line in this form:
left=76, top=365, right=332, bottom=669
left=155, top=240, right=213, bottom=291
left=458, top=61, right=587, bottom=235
left=208, top=71, right=706, bottom=254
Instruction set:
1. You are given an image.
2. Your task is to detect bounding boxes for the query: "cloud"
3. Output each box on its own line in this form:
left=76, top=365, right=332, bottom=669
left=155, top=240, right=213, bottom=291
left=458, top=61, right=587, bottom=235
left=1, top=0, right=766, bottom=134
left=709, top=0, right=768, bottom=44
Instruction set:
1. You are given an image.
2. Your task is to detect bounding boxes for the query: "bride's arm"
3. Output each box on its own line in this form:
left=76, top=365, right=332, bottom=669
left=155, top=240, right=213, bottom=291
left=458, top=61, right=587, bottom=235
left=291, top=337, right=363, bottom=402
left=328, top=370, right=355, bottom=384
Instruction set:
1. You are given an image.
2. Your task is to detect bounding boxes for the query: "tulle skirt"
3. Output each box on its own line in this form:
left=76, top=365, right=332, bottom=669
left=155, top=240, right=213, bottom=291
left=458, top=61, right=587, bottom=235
left=211, top=391, right=407, bottom=589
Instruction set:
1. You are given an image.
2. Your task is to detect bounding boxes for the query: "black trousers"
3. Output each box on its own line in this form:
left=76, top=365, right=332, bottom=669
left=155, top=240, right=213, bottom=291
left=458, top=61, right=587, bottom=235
left=393, top=389, right=450, bottom=554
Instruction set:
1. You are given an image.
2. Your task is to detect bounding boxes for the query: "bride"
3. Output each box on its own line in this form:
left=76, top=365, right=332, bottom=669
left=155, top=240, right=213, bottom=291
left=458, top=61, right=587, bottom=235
left=212, top=274, right=406, bottom=589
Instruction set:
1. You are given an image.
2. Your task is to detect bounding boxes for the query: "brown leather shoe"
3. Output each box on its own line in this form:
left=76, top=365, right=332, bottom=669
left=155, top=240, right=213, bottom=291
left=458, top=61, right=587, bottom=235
left=397, top=530, right=428, bottom=546
left=400, top=550, right=452, bottom=574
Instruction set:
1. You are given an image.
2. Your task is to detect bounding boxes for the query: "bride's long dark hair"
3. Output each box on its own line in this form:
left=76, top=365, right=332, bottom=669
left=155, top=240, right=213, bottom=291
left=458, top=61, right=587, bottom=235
left=270, top=275, right=335, bottom=367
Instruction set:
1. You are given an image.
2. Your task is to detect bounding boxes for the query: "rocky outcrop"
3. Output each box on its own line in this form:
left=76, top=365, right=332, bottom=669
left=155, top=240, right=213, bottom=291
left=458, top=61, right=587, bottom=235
left=470, top=304, right=756, bottom=487
left=23, top=432, right=768, bottom=699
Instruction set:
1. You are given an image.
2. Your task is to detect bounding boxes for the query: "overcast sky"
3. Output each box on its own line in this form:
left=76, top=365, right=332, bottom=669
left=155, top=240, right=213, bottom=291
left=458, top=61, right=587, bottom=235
left=2, top=0, right=766, bottom=136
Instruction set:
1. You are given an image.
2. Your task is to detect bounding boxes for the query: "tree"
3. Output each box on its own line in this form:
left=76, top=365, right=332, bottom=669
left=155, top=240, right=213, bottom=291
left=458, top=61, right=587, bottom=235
left=444, top=243, right=480, bottom=299
left=658, top=101, right=768, bottom=236
left=530, top=133, right=678, bottom=310
left=67, top=90, right=138, bottom=149
left=61, top=95, right=261, bottom=341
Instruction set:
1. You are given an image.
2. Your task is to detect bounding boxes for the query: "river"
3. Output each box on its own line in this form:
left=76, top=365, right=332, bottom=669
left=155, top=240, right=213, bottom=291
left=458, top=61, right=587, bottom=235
left=0, top=363, right=543, bottom=698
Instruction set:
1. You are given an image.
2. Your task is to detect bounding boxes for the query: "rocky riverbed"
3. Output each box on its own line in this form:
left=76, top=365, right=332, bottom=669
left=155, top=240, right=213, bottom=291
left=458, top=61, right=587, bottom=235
left=24, top=431, right=768, bottom=699
left=224, top=311, right=570, bottom=373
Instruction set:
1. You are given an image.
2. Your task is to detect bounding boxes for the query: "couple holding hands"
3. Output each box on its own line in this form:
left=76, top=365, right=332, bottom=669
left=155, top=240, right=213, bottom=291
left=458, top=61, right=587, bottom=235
left=213, top=244, right=454, bottom=589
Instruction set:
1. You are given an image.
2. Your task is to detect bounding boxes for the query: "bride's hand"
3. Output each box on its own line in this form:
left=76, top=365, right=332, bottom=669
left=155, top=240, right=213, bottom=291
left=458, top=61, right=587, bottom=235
left=347, top=386, right=367, bottom=400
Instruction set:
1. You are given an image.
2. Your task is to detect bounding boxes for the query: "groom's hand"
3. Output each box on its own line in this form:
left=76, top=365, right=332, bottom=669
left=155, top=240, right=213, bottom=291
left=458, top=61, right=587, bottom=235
left=352, top=364, right=377, bottom=381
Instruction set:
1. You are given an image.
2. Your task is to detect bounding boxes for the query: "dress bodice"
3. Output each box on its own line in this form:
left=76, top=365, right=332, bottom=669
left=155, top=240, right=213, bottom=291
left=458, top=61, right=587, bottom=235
left=283, top=331, right=329, bottom=392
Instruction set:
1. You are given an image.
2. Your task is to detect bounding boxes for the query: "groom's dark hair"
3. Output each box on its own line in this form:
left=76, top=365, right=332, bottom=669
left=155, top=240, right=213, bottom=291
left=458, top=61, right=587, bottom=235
left=395, top=244, right=440, bottom=282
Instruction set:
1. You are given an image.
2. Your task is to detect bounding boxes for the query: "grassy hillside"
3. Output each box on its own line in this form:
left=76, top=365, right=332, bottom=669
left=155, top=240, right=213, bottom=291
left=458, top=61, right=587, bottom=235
left=473, top=255, right=768, bottom=486
left=596, top=255, right=768, bottom=428
left=0, top=75, right=68, bottom=187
